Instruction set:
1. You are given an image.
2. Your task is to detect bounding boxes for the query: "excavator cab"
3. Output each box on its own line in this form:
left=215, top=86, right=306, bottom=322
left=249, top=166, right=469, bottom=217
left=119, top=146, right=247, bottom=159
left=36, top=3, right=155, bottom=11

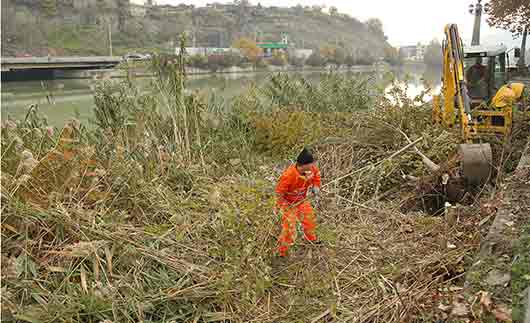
left=463, top=45, right=508, bottom=108
left=432, top=24, right=526, bottom=187
left=462, top=45, right=519, bottom=137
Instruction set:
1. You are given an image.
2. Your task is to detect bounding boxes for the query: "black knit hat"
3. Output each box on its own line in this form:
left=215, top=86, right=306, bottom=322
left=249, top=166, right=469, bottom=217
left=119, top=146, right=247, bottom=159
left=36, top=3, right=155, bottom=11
left=296, top=147, right=314, bottom=165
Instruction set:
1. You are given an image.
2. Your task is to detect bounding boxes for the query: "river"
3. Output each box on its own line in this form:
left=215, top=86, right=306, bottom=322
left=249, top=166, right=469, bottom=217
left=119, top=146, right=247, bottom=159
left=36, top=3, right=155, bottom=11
left=1, top=65, right=441, bottom=127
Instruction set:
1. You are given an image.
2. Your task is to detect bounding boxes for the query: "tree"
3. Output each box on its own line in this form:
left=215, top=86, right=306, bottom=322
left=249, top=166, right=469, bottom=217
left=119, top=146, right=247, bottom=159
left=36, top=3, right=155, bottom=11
left=383, top=46, right=403, bottom=66
left=270, top=50, right=287, bottom=66
left=232, top=37, right=262, bottom=65
left=365, top=18, right=384, bottom=38
left=319, top=46, right=335, bottom=62
left=41, top=0, right=58, bottom=16
left=329, top=6, right=338, bottom=16
left=306, top=51, right=325, bottom=67
left=312, top=5, right=323, bottom=13
left=117, top=0, right=130, bottom=32
left=356, top=49, right=376, bottom=65
left=288, top=54, right=305, bottom=67
left=344, top=54, right=355, bottom=68
left=294, top=4, right=304, bottom=15
left=423, top=39, right=443, bottom=67
left=188, top=54, right=208, bottom=69
left=486, top=0, right=530, bottom=69
left=331, top=47, right=346, bottom=66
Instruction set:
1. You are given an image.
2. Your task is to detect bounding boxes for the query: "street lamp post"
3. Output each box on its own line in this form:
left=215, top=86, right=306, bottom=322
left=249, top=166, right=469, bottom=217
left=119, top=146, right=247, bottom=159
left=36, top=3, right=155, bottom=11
left=468, top=0, right=483, bottom=46
left=468, top=0, right=491, bottom=46
left=108, top=20, right=113, bottom=57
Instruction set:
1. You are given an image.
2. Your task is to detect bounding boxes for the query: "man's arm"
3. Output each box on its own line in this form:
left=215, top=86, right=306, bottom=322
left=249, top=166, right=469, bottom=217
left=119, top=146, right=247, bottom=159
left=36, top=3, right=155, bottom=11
left=276, top=171, right=292, bottom=203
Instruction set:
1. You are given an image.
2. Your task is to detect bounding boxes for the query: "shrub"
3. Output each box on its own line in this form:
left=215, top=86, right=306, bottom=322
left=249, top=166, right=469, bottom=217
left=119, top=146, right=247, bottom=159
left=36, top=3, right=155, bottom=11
left=269, top=50, right=288, bottom=66
left=305, top=51, right=325, bottom=67
left=188, top=54, right=208, bottom=69
left=288, top=55, right=305, bottom=67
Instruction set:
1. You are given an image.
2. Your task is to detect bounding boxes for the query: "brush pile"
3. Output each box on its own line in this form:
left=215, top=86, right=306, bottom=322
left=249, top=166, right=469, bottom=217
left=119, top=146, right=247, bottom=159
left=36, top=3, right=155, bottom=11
left=1, top=62, right=527, bottom=322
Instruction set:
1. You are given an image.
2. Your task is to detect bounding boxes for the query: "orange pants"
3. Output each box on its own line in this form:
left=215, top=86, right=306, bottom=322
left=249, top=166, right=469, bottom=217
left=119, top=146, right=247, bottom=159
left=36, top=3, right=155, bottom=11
left=277, top=201, right=317, bottom=256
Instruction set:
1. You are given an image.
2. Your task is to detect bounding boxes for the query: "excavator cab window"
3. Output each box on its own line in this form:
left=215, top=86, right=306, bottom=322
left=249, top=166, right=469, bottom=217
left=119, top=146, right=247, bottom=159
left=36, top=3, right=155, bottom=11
left=464, top=56, right=489, bottom=102
left=492, top=54, right=507, bottom=93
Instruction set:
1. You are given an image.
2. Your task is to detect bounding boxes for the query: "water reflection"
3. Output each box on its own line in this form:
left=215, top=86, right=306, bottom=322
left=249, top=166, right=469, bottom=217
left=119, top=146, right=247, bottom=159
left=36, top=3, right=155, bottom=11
left=1, top=66, right=442, bottom=126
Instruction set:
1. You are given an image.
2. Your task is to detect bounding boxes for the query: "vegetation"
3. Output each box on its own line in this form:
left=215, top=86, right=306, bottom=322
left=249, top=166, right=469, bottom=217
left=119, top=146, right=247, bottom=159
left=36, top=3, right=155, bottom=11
left=305, top=51, right=326, bottom=67
left=355, top=49, right=377, bottom=66
left=486, top=0, right=530, bottom=69
left=344, top=54, right=355, bottom=67
left=383, top=46, right=404, bottom=66
left=423, top=39, right=443, bottom=67
left=2, top=45, right=528, bottom=321
left=330, top=47, right=347, bottom=66
left=269, top=50, right=288, bottom=66
left=232, top=38, right=262, bottom=66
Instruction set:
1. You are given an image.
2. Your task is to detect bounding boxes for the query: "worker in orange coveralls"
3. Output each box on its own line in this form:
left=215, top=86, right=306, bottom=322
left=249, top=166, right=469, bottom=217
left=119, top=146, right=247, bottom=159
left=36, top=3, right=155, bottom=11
left=276, top=148, right=321, bottom=257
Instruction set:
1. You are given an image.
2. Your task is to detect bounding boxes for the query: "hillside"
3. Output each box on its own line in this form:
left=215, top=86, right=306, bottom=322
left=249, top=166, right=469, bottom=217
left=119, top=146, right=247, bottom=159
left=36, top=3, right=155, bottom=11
left=1, top=0, right=390, bottom=57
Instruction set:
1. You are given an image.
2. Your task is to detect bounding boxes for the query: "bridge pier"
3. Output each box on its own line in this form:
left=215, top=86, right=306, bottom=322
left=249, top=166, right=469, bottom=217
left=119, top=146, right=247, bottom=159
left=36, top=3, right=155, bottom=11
left=1, top=69, right=55, bottom=81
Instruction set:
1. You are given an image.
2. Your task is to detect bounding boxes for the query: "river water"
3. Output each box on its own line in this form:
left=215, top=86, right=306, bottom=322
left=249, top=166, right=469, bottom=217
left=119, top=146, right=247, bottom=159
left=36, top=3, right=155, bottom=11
left=1, top=65, right=441, bottom=127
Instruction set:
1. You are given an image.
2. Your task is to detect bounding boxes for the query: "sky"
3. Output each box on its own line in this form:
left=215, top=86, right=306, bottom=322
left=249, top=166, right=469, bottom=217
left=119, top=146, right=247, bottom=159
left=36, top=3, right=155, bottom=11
left=131, top=0, right=521, bottom=47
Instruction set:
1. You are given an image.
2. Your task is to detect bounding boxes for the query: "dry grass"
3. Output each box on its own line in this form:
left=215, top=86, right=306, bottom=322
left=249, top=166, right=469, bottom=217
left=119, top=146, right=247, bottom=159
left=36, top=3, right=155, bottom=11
left=1, top=68, right=527, bottom=322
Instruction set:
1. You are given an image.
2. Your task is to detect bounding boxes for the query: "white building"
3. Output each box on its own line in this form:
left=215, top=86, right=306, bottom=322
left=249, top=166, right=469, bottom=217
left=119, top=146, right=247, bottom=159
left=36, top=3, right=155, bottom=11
left=398, top=44, right=426, bottom=62
left=414, top=44, right=426, bottom=62
left=175, top=47, right=240, bottom=56
left=291, top=49, right=313, bottom=59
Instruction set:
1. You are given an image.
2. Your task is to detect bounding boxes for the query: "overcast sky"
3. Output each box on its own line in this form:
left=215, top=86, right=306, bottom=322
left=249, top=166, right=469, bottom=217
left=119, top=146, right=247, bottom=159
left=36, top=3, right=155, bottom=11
left=132, top=0, right=520, bottom=47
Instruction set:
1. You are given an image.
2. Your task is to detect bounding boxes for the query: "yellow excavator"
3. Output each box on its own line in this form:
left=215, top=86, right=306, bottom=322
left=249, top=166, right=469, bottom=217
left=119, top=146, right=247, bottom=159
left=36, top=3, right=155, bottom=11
left=432, top=24, right=526, bottom=186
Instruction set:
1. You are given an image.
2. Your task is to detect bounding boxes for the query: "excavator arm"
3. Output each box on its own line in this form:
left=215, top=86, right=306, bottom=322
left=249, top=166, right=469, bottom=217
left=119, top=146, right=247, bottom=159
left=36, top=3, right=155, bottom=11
left=433, top=24, right=492, bottom=186
left=438, top=24, right=477, bottom=143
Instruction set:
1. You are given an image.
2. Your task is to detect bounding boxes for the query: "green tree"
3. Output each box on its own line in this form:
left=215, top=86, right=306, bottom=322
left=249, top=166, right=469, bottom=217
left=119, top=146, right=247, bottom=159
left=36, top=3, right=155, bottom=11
left=288, top=54, right=305, bottom=67
left=423, top=40, right=443, bottom=67
left=41, top=0, right=58, bottom=16
left=356, top=49, right=376, bottom=65
left=306, top=51, right=325, bottom=67
left=383, top=46, right=403, bottom=66
left=331, top=47, right=346, bottom=66
left=365, top=18, right=384, bottom=38
left=344, top=54, right=355, bottom=67
left=486, top=0, right=530, bottom=69
left=188, top=54, right=208, bottom=69
left=117, top=0, right=130, bottom=32
left=270, top=50, right=287, bottom=66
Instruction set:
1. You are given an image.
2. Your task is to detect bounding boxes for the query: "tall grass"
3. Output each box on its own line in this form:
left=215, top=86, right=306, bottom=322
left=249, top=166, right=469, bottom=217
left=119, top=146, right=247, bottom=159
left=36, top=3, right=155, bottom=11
left=2, top=55, right=527, bottom=322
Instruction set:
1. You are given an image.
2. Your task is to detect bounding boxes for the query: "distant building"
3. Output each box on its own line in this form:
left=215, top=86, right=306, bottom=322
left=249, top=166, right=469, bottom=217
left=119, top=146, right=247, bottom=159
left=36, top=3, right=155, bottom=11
left=257, top=33, right=290, bottom=57
left=175, top=47, right=240, bottom=56
left=291, top=49, right=313, bottom=59
left=257, top=42, right=288, bottom=57
left=414, top=44, right=426, bottom=61
left=398, top=44, right=425, bottom=62
left=398, top=46, right=417, bottom=60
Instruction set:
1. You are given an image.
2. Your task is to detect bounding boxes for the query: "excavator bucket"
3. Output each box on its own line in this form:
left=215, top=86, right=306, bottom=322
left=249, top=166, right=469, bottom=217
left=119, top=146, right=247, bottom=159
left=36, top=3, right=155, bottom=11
left=458, top=143, right=492, bottom=186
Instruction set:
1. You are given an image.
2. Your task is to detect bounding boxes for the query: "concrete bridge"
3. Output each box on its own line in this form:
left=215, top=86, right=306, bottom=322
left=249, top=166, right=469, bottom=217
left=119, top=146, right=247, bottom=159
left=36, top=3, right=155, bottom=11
left=1, top=56, right=123, bottom=81
left=1, top=56, right=122, bottom=72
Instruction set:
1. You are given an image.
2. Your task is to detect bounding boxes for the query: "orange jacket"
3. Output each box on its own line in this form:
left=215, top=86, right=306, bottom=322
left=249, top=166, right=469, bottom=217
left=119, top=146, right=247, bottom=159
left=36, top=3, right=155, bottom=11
left=276, top=164, right=321, bottom=205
